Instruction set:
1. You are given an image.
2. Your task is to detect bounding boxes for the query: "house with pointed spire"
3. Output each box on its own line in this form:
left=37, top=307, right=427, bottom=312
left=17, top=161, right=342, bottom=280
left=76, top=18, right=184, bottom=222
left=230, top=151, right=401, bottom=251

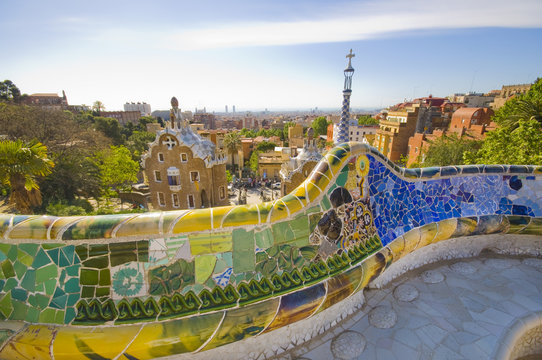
left=142, top=97, right=229, bottom=210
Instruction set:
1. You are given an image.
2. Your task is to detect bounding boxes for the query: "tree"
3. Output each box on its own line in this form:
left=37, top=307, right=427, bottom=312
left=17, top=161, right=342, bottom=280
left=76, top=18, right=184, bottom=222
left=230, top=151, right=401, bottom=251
left=94, top=146, right=139, bottom=196
left=464, top=118, right=542, bottom=165
left=239, top=128, right=257, bottom=138
left=422, top=133, right=482, bottom=167
left=0, top=80, right=21, bottom=102
left=255, top=141, right=277, bottom=152
left=92, top=100, right=105, bottom=113
left=126, top=131, right=155, bottom=160
left=493, top=78, right=542, bottom=129
left=357, top=115, right=379, bottom=126
left=94, top=116, right=125, bottom=145
left=249, top=151, right=260, bottom=175
left=0, top=140, right=54, bottom=213
left=223, top=132, right=242, bottom=168
left=311, top=116, right=329, bottom=137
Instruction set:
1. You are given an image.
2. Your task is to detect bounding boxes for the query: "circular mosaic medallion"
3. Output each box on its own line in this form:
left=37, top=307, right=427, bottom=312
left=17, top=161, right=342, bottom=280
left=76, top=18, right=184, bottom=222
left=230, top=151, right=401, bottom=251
left=449, top=262, right=477, bottom=275
left=421, top=270, right=445, bottom=284
left=330, top=330, right=366, bottom=359
left=393, top=284, right=419, bottom=302
left=369, top=306, right=397, bottom=329
left=485, top=258, right=515, bottom=269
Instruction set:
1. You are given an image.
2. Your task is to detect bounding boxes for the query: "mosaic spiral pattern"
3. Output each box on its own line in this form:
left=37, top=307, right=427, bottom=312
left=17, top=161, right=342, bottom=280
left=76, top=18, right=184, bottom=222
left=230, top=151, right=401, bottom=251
left=0, top=142, right=541, bottom=359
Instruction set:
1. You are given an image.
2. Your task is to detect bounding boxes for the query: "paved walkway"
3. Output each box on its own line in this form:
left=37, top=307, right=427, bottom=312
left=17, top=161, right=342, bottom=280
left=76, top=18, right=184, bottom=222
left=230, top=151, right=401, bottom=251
left=296, top=256, right=542, bottom=360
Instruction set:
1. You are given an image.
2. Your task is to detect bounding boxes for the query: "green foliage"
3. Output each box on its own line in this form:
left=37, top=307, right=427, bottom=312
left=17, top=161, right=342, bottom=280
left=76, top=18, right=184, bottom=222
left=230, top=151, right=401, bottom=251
left=126, top=130, right=155, bottom=160
left=239, top=128, right=257, bottom=137
left=223, top=132, right=242, bottom=167
left=357, top=114, right=379, bottom=126
left=493, top=78, right=542, bottom=129
left=94, top=116, right=125, bottom=145
left=255, top=141, right=277, bottom=152
left=0, top=139, right=54, bottom=213
left=226, top=170, right=233, bottom=183
left=464, top=118, right=542, bottom=165
left=94, top=146, right=139, bottom=195
left=311, top=116, right=329, bottom=137
left=422, top=133, right=482, bottom=167
left=46, top=199, right=93, bottom=216
left=249, top=151, right=260, bottom=174
left=92, top=100, right=105, bottom=113
left=0, top=80, right=21, bottom=102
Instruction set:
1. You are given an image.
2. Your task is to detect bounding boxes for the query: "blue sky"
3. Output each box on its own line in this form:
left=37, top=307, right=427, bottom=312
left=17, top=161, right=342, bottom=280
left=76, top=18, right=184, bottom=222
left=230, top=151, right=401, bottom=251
left=1, top=0, right=541, bottom=112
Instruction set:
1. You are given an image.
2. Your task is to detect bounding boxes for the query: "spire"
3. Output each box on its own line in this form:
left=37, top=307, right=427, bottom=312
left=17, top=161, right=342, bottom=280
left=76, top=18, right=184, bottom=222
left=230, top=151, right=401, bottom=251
left=336, top=49, right=355, bottom=145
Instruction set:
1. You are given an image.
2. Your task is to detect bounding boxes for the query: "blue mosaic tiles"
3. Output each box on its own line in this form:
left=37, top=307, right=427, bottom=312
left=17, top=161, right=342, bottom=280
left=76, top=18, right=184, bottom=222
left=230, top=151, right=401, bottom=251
left=367, top=154, right=542, bottom=246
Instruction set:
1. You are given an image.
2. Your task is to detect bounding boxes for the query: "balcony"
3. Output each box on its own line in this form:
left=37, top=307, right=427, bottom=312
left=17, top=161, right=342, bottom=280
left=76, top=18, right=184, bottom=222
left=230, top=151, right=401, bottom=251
left=169, top=185, right=182, bottom=192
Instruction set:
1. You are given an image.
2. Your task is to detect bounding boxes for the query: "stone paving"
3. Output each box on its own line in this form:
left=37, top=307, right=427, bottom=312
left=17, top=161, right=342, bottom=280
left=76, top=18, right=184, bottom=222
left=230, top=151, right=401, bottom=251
left=295, top=255, right=542, bottom=360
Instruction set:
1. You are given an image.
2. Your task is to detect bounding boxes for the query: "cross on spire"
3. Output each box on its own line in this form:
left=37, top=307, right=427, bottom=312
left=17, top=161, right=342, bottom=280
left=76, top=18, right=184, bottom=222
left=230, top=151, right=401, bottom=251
left=346, top=49, right=355, bottom=67
left=163, top=136, right=177, bottom=150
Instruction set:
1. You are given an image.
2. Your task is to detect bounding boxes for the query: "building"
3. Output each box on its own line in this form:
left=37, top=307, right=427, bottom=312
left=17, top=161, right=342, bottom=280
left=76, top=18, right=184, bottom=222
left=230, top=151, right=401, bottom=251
left=280, top=129, right=322, bottom=195
left=491, top=83, right=532, bottom=109
left=349, top=124, right=378, bottom=145
left=142, top=97, right=228, bottom=210
left=448, top=92, right=495, bottom=108
left=23, top=91, right=68, bottom=110
left=124, top=102, right=151, bottom=117
left=374, top=105, right=419, bottom=162
left=288, top=124, right=304, bottom=148
left=100, top=111, right=141, bottom=126
left=449, top=107, right=495, bottom=134
left=406, top=107, right=496, bottom=167
left=194, top=112, right=217, bottom=130
left=258, top=149, right=290, bottom=181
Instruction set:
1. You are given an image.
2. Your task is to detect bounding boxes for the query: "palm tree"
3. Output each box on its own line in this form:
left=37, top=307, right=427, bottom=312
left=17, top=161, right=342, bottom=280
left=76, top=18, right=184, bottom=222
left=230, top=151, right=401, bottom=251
left=0, top=139, right=54, bottom=213
left=223, top=132, right=241, bottom=170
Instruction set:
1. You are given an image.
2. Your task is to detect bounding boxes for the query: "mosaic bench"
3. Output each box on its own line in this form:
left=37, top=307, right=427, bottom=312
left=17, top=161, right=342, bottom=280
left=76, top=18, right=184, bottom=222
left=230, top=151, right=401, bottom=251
left=0, top=142, right=541, bottom=359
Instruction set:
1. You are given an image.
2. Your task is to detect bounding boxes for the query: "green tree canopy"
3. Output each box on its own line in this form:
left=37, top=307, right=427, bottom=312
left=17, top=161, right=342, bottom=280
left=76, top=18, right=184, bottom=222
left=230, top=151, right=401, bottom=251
left=311, top=116, right=329, bottom=137
left=421, top=133, right=482, bottom=167
left=240, top=128, right=257, bottom=138
left=223, top=132, right=242, bottom=167
left=357, top=115, right=379, bottom=126
left=0, top=80, right=21, bottom=102
left=493, top=78, right=542, bottom=129
left=94, top=146, right=139, bottom=195
left=94, top=116, right=125, bottom=145
left=464, top=118, right=542, bottom=165
left=255, top=141, right=277, bottom=152
left=0, top=139, right=54, bottom=213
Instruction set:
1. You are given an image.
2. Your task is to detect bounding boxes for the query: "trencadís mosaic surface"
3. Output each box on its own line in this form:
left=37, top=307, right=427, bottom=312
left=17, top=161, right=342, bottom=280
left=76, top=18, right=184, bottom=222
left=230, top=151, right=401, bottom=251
left=0, top=142, right=541, bottom=359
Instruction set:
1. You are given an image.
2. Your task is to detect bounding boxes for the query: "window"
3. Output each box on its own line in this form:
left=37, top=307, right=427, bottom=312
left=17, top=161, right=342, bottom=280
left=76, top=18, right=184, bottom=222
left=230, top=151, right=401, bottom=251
left=190, top=171, right=200, bottom=182
left=154, top=170, right=162, bottom=182
left=167, top=167, right=180, bottom=186
left=219, top=186, right=226, bottom=200
left=187, top=194, right=195, bottom=209
left=158, top=192, right=165, bottom=207
left=172, top=194, right=179, bottom=207
left=180, top=153, right=188, bottom=162
left=415, top=147, right=418, bottom=153
left=158, top=153, right=164, bottom=162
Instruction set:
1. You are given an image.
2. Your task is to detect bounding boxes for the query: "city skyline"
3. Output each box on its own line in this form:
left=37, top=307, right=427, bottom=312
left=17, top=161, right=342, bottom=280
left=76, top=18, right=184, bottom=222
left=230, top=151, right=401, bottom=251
left=1, top=0, right=542, bottom=112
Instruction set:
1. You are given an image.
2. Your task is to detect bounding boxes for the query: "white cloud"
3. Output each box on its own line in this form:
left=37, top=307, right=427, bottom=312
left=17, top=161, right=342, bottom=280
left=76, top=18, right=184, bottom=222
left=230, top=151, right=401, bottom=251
left=161, top=0, right=542, bottom=50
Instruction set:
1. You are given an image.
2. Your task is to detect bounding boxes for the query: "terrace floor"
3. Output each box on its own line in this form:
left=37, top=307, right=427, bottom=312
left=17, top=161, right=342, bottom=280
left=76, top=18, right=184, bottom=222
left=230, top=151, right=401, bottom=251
left=294, top=255, right=542, bottom=360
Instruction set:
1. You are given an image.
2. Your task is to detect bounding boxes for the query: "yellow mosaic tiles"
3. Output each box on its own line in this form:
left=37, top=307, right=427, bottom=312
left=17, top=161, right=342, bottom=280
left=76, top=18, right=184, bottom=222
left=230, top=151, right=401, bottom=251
left=114, top=212, right=161, bottom=238
left=172, top=210, right=212, bottom=233
left=53, top=325, right=142, bottom=360
left=0, top=325, right=56, bottom=360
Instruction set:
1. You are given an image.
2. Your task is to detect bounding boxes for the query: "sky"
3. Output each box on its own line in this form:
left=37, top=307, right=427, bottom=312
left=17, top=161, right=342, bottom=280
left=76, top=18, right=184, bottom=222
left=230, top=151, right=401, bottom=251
left=1, top=0, right=542, bottom=113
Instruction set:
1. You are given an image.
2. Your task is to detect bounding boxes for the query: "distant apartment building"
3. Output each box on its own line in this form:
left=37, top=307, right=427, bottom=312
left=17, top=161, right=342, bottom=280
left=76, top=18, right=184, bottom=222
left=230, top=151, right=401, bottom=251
left=374, top=105, right=419, bottom=162
left=194, top=112, right=217, bottom=130
left=23, top=91, right=68, bottom=111
left=258, top=149, right=290, bottom=180
left=448, top=92, right=495, bottom=108
left=124, top=102, right=151, bottom=117
left=491, top=83, right=532, bottom=109
left=406, top=107, right=496, bottom=167
left=100, top=111, right=141, bottom=126
left=288, top=124, right=304, bottom=148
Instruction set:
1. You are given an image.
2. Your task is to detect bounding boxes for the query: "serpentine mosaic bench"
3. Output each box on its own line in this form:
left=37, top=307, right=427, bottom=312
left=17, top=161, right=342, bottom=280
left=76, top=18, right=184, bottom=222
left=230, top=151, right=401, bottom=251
left=0, top=142, right=541, bottom=359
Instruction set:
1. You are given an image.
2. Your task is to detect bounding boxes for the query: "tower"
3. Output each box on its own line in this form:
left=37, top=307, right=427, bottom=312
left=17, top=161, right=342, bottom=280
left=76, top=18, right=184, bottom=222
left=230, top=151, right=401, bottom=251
left=336, top=49, right=355, bottom=144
